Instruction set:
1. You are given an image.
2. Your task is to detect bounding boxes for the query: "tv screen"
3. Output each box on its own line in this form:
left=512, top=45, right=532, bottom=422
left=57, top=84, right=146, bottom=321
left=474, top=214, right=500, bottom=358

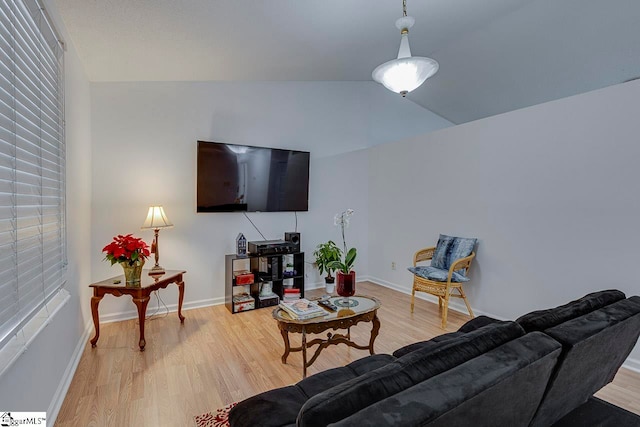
left=197, top=140, right=310, bottom=212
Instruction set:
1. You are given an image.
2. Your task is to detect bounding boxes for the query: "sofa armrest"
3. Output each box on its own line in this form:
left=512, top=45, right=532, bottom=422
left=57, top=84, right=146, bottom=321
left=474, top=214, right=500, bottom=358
left=516, top=290, right=626, bottom=332
left=229, top=354, right=395, bottom=427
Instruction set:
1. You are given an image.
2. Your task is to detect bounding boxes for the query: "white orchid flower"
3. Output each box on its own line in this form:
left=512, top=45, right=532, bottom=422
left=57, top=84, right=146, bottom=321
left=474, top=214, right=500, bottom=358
left=334, top=208, right=355, bottom=255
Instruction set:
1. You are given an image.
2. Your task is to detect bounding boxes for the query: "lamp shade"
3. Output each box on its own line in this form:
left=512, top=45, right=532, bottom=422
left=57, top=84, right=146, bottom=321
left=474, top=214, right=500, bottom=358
left=372, top=14, right=439, bottom=96
left=141, top=206, right=173, bottom=229
left=372, top=56, right=439, bottom=96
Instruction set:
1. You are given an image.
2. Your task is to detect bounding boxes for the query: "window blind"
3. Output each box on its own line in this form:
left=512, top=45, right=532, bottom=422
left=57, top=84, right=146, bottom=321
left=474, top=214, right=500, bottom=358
left=0, top=0, right=65, bottom=349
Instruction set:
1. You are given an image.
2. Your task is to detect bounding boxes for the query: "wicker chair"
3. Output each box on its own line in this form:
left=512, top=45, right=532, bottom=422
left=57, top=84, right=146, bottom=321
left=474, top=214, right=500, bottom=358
left=410, top=246, right=476, bottom=329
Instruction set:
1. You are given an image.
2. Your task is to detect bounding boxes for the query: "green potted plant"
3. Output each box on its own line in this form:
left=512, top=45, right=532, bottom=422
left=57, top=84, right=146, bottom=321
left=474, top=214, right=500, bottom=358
left=328, top=247, right=357, bottom=276
left=313, top=240, right=342, bottom=293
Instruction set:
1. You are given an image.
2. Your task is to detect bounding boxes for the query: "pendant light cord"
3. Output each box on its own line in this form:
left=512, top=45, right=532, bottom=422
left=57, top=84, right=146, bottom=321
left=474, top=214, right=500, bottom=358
left=403, top=0, right=407, bottom=17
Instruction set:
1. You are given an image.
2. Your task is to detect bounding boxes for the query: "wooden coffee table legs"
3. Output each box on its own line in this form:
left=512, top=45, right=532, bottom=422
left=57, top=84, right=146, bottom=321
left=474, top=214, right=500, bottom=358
left=280, top=329, right=291, bottom=363
left=302, top=330, right=308, bottom=378
left=369, top=315, right=381, bottom=352
left=280, top=328, right=320, bottom=378
left=278, top=313, right=381, bottom=378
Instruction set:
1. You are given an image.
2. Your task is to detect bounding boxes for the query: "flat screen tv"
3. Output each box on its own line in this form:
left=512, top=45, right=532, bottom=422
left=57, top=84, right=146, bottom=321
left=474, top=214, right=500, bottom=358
left=197, top=140, right=310, bottom=212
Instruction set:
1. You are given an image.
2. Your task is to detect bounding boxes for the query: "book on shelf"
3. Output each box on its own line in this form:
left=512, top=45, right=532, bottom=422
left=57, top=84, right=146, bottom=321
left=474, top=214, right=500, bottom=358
left=232, top=293, right=254, bottom=303
left=279, top=299, right=326, bottom=320
left=282, top=288, right=301, bottom=301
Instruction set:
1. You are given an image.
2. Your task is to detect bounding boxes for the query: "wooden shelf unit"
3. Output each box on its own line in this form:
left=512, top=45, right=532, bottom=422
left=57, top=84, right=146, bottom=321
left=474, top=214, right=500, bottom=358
left=225, top=252, right=305, bottom=314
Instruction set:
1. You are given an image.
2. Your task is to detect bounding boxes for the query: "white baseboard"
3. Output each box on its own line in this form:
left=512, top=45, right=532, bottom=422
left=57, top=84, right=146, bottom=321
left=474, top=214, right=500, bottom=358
left=624, top=358, right=640, bottom=374
left=99, top=296, right=226, bottom=324
left=98, top=281, right=330, bottom=324
left=365, top=276, right=500, bottom=319
left=365, top=276, right=640, bottom=372
left=305, top=281, right=326, bottom=291
left=48, top=320, right=93, bottom=425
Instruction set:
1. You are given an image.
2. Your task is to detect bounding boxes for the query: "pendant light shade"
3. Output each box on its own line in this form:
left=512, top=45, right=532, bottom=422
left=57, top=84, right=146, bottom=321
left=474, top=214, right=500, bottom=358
left=372, top=7, right=439, bottom=97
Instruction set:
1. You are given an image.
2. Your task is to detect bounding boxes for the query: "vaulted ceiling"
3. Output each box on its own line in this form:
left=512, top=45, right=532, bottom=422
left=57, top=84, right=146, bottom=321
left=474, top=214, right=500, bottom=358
left=55, top=0, right=640, bottom=124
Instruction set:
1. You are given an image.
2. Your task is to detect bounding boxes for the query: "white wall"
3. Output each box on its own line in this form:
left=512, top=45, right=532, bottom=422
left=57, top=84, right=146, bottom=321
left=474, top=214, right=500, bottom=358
left=0, top=0, right=93, bottom=417
left=89, top=81, right=447, bottom=318
left=368, top=79, right=640, bottom=367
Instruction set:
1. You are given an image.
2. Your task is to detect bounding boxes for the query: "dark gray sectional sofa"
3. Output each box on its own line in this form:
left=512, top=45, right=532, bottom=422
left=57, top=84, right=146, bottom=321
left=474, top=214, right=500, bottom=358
left=229, top=290, right=640, bottom=427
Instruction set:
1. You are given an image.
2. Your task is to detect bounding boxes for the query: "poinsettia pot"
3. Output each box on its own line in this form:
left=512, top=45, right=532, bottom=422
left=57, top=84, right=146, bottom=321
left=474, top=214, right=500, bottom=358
left=120, top=258, right=145, bottom=286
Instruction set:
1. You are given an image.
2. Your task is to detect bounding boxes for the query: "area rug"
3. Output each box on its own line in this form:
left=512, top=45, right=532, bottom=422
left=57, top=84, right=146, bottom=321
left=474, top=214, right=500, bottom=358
left=194, top=402, right=237, bottom=427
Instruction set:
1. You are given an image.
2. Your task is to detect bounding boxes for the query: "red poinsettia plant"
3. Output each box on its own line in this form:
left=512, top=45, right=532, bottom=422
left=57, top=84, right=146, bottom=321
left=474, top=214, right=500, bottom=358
left=102, top=234, right=150, bottom=266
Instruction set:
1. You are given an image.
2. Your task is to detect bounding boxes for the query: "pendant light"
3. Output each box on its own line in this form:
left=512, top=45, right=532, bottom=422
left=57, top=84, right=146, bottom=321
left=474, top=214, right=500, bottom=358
left=372, top=0, right=439, bottom=97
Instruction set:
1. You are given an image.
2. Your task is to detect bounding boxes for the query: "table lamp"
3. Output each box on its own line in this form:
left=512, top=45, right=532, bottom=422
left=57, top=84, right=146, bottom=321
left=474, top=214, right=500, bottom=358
left=141, top=205, right=173, bottom=275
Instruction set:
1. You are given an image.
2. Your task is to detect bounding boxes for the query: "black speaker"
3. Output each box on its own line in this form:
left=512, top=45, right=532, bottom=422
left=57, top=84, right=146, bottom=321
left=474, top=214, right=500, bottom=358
left=284, top=232, right=301, bottom=253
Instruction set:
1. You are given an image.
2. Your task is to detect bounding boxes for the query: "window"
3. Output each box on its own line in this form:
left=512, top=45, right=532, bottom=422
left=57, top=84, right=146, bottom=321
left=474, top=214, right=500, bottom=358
left=0, top=0, right=66, bottom=350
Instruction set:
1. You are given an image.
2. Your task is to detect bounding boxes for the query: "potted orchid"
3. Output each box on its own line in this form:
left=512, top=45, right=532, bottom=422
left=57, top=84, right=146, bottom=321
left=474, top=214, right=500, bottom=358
left=327, top=209, right=357, bottom=304
left=102, top=234, right=150, bottom=285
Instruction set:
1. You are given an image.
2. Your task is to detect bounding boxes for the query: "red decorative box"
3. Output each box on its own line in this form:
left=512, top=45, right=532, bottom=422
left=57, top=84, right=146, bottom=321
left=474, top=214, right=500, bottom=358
left=234, top=271, right=254, bottom=285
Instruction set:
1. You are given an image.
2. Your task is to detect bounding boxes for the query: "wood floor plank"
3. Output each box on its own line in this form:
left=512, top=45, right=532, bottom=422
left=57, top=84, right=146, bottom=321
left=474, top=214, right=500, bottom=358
left=55, top=281, right=640, bottom=426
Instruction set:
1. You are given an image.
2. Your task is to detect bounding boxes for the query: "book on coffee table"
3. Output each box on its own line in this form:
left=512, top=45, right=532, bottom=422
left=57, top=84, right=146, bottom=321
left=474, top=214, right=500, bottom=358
left=279, top=299, right=327, bottom=320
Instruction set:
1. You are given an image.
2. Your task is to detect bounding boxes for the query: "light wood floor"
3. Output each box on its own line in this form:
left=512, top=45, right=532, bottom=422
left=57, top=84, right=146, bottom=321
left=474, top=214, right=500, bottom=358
left=55, top=281, right=640, bottom=426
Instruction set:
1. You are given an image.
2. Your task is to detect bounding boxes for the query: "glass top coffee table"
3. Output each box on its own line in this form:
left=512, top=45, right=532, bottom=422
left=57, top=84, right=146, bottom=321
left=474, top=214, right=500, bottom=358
left=272, top=295, right=381, bottom=378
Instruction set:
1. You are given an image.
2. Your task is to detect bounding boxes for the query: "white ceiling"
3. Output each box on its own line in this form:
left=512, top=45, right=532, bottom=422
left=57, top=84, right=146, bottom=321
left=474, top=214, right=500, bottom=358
left=54, top=0, right=640, bottom=124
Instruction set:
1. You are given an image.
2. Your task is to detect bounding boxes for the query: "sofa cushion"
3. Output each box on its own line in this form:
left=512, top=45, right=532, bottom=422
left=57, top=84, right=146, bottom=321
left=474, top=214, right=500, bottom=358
left=392, top=332, right=462, bottom=358
left=430, top=234, right=477, bottom=271
left=331, top=332, right=562, bottom=427
left=528, top=296, right=640, bottom=427
left=228, top=354, right=395, bottom=427
left=296, top=354, right=395, bottom=398
left=298, top=321, right=524, bottom=427
left=392, top=317, right=504, bottom=358
left=407, top=266, right=470, bottom=282
left=516, top=289, right=626, bottom=332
